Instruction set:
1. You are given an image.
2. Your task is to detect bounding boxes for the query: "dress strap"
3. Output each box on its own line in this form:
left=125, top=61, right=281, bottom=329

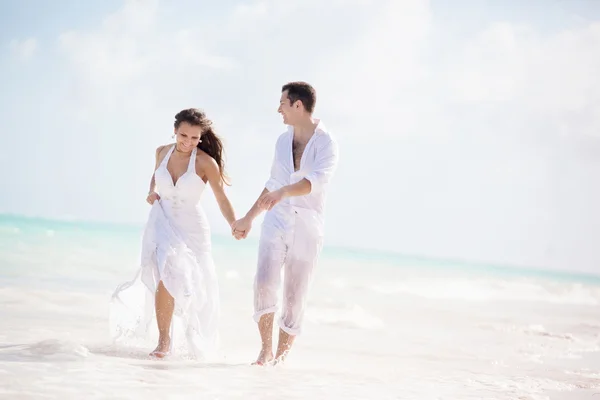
left=187, top=147, right=197, bottom=173
left=160, top=144, right=176, bottom=167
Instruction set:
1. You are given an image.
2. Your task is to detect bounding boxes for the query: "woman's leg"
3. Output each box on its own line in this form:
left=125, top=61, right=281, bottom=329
left=151, top=280, right=174, bottom=357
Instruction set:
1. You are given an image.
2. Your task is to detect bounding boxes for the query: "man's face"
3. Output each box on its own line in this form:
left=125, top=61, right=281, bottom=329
left=278, top=90, right=299, bottom=125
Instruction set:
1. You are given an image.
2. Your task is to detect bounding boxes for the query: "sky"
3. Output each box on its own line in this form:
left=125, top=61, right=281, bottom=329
left=1, top=0, right=600, bottom=274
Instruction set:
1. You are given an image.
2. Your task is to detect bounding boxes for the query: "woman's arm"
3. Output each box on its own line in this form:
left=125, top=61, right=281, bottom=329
left=202, top=155, right=237, bottom=227
left=147, top=145, right=166, bottom=204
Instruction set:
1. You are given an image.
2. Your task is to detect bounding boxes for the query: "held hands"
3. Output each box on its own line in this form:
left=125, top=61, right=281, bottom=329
left=147, top=191, right=160, bottom=205
left=231, top=217, right=252, bottom=240
left=230, top=189, right=283, bottom=240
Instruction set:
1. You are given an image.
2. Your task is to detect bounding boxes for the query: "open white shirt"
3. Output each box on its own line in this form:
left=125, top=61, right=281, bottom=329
left=264, top=119, right=339, bottom=233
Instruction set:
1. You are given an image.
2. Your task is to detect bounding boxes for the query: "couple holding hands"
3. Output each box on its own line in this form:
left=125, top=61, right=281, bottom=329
left=111, top=81, right=339, bottom=366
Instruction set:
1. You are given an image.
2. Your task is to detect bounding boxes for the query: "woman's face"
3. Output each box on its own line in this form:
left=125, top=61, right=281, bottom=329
left=174, top=121, right=202, bottom=152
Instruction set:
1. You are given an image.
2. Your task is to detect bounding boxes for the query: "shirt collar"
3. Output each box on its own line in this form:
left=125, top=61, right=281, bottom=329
left=287, top=118, right=327, bottom=135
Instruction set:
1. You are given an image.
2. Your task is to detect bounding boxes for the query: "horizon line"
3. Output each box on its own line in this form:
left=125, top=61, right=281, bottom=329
left=1, top=211, right=599, bottom=282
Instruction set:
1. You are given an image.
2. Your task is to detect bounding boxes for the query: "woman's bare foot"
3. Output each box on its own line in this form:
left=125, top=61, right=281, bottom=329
left=149, top=337, right=171, bottom=358
left=252, top=348, right=274, bottom=366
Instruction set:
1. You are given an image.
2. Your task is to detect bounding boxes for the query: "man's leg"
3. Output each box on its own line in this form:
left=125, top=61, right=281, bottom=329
left=252, top=228, right=286, bottom=365
left=274, top=323, right=296, bottom=362
left=275, top=231, right=323, bottom=362
left=255, top=313, right=274, bottom=365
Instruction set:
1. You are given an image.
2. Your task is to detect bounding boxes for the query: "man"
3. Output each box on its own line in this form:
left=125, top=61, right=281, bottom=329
left=232, top=81, right=339, bottom=365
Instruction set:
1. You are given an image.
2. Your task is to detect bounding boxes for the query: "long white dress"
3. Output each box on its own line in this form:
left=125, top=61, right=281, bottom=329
left=109, top=145, right=220, bottom=360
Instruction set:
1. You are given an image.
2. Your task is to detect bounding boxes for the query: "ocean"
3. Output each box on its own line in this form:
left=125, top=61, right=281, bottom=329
left=0, top=213, right=599, bottom=399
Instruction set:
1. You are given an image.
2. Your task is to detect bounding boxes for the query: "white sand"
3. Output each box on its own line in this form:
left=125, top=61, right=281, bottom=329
left=0, top=228, right=599, bottom=399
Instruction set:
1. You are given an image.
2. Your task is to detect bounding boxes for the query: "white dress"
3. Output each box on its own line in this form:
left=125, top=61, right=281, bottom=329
left=109, top=145, right=220, bottom=360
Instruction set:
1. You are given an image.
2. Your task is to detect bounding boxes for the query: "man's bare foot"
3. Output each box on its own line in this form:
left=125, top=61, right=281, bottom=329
left=149, top=337, right=171, bottom=358
left=273, top=329, right=294, bottom=364
left=273, top=349, right=290, bottom=366
left=252, top=348, right=274, bottom=366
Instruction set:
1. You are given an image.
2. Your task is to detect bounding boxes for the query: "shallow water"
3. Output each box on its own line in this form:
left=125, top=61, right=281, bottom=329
left=0, top=215, right=599, bottom=399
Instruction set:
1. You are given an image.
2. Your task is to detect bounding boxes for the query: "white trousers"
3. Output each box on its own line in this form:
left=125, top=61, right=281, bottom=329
left=253, top=206, right=324, bottom=335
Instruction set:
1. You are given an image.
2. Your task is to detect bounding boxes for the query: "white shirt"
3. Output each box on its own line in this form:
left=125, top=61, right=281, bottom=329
left=264, top=119, right=339, bottom=233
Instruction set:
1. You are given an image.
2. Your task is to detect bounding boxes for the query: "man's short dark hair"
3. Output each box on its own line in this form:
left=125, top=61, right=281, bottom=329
left=282, top=81, right=316, bottom=113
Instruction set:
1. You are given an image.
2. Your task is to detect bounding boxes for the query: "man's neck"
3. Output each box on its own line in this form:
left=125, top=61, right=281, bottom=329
left=292, top=117, right=317, bottom=141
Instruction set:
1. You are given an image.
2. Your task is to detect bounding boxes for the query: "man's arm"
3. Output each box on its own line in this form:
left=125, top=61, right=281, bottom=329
left=231, top=187, right=268, bottom=239
left=257, top=137, right=339, bottom=210
left=302, top=137, right=339, bottom=194
left=245, top=187, right=269, bottom=220
left=281, top=179, right=312, bottom=197
left=256, top=179, right=310, bottom=210
left=231, top=136, right=281, bottom=238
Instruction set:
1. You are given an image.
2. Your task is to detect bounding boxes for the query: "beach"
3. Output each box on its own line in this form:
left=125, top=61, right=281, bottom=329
left=0, top=214, right=599, bottom=399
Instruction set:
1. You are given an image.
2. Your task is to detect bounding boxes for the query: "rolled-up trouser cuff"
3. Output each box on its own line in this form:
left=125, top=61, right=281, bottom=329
left=252, top=306, right=278, bottom=323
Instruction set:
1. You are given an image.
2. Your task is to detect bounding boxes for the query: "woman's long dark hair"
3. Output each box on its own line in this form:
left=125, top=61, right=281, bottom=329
left=174, top=108, right=230, bottom=185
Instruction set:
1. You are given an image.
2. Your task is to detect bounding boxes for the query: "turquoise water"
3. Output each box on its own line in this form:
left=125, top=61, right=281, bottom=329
left=1, top=212, right=599, bottom=286
left=1, top=213, right=599, bottom=399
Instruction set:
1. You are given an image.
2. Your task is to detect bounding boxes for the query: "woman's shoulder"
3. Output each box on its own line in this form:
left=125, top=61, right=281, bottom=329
left=195, top=148, right=218, bottom=171
left=155, top=143, right=174, bottom=162
left=156, top=143, right=175, bottom=154
left=157, top=142, right=175, bottom=151
left=195, top=148, right=216, bottom=163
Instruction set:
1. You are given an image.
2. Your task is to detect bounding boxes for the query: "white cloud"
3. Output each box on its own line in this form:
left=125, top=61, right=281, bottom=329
left=9, top=37, right=37, bottom=61
left=57, top=0, right=235, bottom=116
left=313, top=0, right=433, bottom=139
left=230, top=1, right=268, bottom=22
left=4, top=0, right=600, bottom=272
left=445, top=21, right=600, bottom=138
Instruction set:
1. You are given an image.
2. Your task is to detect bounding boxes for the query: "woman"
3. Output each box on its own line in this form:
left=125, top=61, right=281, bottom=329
left=110, top=108, right=237, bottom=360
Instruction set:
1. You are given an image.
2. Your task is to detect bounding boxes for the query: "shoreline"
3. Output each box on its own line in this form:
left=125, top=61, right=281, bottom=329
left=2, top=212, right=600, bottom=285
